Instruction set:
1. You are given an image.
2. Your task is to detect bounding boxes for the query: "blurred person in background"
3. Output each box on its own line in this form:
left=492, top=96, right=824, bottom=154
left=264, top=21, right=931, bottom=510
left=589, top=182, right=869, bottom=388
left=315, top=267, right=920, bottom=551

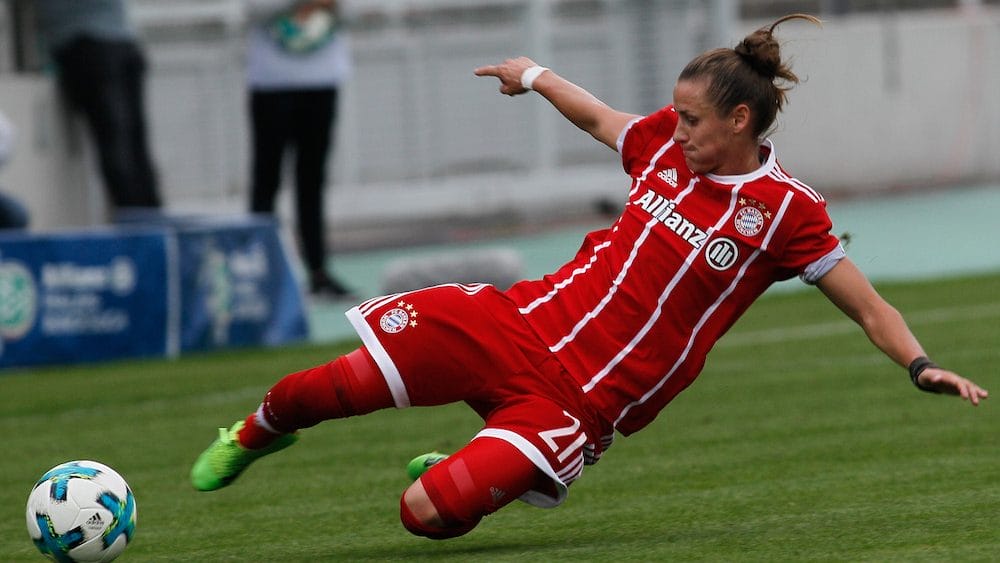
left=245, top=0, right=354, bottom=298
left=0, top=109, right=29, bottom=230
left=35, top=0, right=162, bottom=215
left=191, top=14, right=988, bottom=540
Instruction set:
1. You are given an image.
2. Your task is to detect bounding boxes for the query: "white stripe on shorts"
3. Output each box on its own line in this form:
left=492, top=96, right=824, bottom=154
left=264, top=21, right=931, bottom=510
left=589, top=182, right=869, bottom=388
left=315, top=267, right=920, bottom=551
left=345, top=306, right=411, bottom=408
left=474, top=428, right=576, bottom=509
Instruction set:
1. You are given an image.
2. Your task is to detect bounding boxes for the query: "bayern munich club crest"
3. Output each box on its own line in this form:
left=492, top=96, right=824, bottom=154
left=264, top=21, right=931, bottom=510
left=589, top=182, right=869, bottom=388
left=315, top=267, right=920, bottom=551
left=733, top=197, right=771, bottom=237
left=379, top=301, right=419, bottom=334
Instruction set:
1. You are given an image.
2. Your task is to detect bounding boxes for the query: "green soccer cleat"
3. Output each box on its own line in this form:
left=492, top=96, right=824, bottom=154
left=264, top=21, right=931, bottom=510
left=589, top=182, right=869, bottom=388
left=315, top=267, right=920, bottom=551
left=190, top=421, right=298, bottom=491
left=406, top=452, right=449, bottom=481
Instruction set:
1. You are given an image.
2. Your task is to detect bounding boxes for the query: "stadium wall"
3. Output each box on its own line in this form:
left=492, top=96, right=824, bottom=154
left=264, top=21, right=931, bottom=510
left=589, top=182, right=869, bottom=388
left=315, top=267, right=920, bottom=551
left=0, top=4, right=996, bottom=238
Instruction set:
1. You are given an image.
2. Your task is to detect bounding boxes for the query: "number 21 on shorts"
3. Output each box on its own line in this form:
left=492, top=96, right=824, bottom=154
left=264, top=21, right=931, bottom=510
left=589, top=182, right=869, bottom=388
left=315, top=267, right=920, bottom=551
left=539, top=411, right=588, bottom=464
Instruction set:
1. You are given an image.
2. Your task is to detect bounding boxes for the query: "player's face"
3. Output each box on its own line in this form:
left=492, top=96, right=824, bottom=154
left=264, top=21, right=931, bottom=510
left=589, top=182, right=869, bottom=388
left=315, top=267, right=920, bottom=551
left=671, top=79, right=746, bottom=175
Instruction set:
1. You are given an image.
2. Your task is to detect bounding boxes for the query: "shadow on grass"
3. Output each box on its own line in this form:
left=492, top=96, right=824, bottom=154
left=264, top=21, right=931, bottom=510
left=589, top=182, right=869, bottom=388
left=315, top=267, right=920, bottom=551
left=329, top=539, right=554, bottom=560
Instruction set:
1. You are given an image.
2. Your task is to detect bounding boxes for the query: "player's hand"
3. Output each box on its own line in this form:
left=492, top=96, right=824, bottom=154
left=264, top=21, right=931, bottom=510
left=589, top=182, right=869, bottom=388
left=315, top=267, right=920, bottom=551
left=474, top=57, right=539, bottom=96
left=918, top=367, right=989, bottom=406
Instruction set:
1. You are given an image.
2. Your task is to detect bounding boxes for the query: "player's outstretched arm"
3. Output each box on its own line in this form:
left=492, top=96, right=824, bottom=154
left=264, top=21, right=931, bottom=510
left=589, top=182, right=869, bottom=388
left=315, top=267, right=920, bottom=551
left=816, top=258, right=989, bottom=406
left=474, top=56, right=639, bottom=151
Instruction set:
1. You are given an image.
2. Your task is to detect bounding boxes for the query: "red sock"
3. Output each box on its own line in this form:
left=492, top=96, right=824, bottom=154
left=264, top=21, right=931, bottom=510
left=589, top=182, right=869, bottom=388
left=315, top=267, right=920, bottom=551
left=237, top=347, right=392, bottom=449
left=237, top=411, right=273, bottom=450
left=400, top=437, right=542, bottom=539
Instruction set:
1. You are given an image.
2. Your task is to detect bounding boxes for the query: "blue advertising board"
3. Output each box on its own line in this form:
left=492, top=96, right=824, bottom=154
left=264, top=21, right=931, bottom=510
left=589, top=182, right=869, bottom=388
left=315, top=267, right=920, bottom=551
left=173, top=217, right=308, bottom=352
left=0, top=228, right=170, bottom=367
left=0, top=216, right=308, bottom=369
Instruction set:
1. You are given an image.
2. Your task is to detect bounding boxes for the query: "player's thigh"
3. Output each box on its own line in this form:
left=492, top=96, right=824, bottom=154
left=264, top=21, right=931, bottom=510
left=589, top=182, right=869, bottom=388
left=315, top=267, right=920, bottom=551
left=349, top=284, right=531, bottom=407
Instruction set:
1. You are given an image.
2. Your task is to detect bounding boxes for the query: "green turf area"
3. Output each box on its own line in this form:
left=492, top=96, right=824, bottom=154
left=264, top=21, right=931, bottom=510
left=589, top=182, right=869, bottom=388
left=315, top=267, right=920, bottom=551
left=2, top=272, right=997, bottom=561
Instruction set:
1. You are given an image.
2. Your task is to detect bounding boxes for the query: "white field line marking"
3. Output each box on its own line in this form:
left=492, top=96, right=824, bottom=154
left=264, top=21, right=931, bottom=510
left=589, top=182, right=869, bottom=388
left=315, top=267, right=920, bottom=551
left=718, top=302, right=1000, bottom=349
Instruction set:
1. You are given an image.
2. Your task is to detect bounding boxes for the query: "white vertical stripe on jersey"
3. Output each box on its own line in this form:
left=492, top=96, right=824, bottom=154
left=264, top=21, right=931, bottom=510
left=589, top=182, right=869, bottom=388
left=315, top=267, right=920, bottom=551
left=577, top=180, right=703, bottom=391
left=637, top=139, right=675, bottom=183
left=519, top=240, right=612, bottom=314
left=769, top=168, right=823, bottom=203
left=580, top=221, right=706, bottom=393
left=548, top=178, right=699, bottom=353
left=626, top=139, right=674, bottom=204
left=761, top=191, right=794, bottom=251
left=612, top=187, right=794, bottom=426
left=548, top=218, right=656, bottom=353
left=627, top=177, right=641, bottom=199
left=616, top=116, right=643, bottom=154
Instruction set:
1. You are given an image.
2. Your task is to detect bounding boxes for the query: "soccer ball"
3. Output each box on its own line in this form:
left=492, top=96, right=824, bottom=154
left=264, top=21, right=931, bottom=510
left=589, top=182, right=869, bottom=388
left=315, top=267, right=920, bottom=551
left=25, top=460, right=137, bottom=562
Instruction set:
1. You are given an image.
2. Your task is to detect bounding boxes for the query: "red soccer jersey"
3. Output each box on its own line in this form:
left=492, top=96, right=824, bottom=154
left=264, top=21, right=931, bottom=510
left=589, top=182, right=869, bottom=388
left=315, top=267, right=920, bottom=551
left=504, top=105, right=842, bottom=436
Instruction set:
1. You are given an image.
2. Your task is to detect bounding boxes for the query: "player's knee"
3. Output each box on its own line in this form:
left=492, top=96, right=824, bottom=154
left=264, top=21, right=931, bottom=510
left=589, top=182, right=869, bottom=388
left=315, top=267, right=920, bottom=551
left=399, top=481, right=479, bottom=540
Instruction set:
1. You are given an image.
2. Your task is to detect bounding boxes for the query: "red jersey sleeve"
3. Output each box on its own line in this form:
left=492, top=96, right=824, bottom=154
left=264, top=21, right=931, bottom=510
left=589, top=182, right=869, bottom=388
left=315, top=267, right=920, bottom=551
left=773, top=193, right=842, bottom=281
left=620, top=105, right=678, bottom=177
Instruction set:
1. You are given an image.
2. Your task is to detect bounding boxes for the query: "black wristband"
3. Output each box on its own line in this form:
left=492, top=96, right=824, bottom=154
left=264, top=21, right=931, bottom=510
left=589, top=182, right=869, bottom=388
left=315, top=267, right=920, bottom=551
left=908, top=356, right=941, bottom=393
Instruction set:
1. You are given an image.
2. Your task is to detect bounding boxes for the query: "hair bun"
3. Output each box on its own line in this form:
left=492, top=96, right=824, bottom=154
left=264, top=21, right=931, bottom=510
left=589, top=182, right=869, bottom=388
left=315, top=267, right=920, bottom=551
left=734, top=35, right=780, bottom=79
left=736, top=13, right=821, bottom=81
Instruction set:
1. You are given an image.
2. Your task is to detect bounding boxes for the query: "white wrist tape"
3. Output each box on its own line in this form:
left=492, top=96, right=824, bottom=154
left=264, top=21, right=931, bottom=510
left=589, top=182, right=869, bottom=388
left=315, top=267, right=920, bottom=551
left=520, top=65, right=549, bottom=90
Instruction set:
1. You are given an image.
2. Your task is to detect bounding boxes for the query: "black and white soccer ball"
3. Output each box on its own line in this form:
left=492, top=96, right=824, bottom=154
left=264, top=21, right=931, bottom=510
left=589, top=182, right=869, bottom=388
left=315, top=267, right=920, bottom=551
left=26, top=460, right=137, bottom=562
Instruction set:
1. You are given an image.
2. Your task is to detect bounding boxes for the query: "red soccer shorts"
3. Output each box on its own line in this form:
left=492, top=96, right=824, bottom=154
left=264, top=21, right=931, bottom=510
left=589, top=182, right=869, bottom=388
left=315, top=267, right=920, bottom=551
left=346, top=283, right=609, bottom=506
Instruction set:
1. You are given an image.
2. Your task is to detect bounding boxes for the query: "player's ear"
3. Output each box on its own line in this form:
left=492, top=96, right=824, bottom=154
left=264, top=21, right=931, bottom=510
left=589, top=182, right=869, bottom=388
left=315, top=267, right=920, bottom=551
left=730, top=104, right=751, bottom=135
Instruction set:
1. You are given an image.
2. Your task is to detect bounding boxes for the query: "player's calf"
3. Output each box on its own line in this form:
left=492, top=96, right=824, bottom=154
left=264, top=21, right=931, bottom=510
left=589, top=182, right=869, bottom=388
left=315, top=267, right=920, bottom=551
left=400, top=484, right=478, bottom=540
left=398, top=437, right=542, bottom=539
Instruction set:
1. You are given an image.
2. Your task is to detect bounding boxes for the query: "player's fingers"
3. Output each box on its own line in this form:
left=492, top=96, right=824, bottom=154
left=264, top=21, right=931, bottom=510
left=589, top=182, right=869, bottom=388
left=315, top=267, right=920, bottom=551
left=950, top=376, right=973, bottom=402
left=956, top=377, right=988, bottom=406
left=959, top=380, right=974, bottom=404
left=473, top=65, right=498, bottom=77
left=968, top=382, right=988, bottom=406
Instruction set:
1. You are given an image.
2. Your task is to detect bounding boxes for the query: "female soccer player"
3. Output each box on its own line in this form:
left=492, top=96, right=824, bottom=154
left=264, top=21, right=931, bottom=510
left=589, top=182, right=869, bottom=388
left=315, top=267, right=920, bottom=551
left=191, top=14, right=988, bottom=540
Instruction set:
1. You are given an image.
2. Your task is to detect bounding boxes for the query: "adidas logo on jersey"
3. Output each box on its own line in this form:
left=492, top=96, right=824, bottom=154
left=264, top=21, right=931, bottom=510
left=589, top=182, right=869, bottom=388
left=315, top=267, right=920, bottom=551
left=657, top=168, right=678, bottom=187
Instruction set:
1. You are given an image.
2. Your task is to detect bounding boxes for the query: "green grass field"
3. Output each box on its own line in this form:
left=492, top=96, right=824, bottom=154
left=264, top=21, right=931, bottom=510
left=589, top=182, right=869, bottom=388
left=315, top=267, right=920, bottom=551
left=2, top=272, right=998, bottom=562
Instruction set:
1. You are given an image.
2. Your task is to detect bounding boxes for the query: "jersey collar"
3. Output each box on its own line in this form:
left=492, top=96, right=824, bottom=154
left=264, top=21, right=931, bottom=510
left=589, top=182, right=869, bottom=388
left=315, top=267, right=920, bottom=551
left=704, top=139, right=777, bottom=185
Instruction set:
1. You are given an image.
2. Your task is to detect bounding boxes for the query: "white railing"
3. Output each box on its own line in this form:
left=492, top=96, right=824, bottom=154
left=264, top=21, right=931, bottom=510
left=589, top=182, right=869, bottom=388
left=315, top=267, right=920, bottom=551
left=1, top=2, right=997, bottom=235
left=132, top=0, right=710, bottom=228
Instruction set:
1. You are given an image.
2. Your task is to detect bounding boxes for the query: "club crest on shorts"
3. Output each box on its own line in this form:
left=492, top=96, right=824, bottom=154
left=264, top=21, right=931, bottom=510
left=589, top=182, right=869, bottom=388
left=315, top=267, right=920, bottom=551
left=379, top=301, right=419, bottom=334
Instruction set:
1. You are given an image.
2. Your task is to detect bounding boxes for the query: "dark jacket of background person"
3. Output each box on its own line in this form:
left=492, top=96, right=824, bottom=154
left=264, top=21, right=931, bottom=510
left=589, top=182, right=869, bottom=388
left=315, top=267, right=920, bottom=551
left=35, top=0, right=161, bottom=212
